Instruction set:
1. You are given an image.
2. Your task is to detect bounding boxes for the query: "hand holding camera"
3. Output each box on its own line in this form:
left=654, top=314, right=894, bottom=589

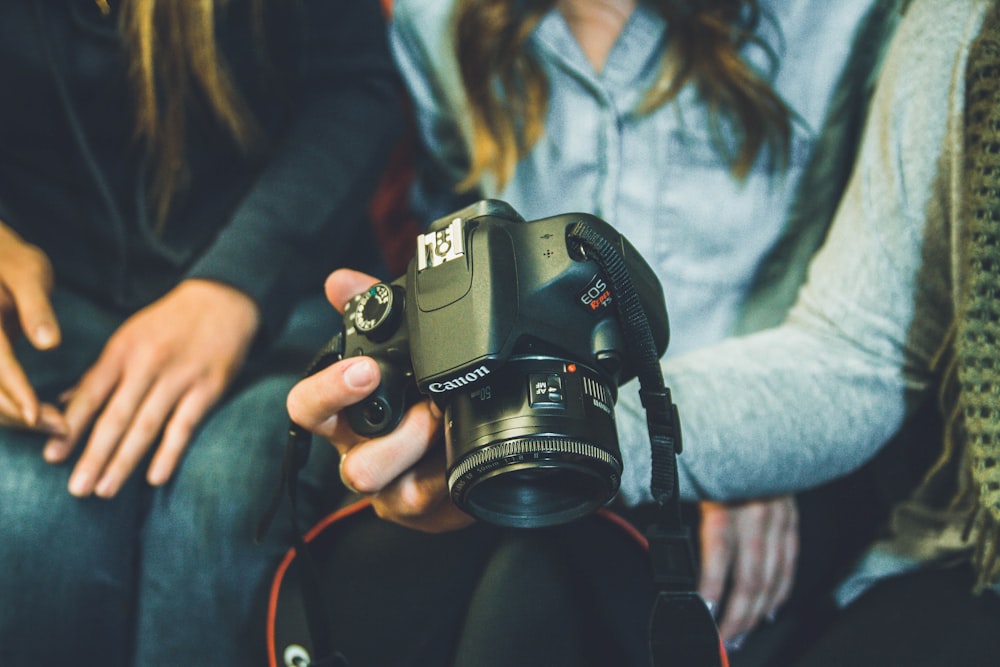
left=289, top=200, right=671, bottom=530
left=286, top=268, right=475, bottom=533
left=281, top=201, right=719, bottom=665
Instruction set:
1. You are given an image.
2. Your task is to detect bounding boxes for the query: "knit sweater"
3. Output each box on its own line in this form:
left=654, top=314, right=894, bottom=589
left=621, top=0, right=992, bottom=587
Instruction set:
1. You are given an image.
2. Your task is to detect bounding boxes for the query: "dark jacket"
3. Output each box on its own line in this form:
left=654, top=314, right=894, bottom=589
left=0, top=0, right=402, bottom=340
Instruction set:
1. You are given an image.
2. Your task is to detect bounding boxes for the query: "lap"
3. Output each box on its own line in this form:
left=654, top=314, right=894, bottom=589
left=0, top=288, right=342, bottom=666
left=134, top=300, right=347, bottom=667
left=133, top=374, right=326, bottom=667
left=298, top=513, right=505, bottom=667
left=793, top=563, right=1000, bottom=667
left=279, top=510, right=656, bottom=667
left=0, top=413, right=146, bottom=666
left=0, top=286, right=147, bottom=564
left=455, top=514, right=655, bottom=667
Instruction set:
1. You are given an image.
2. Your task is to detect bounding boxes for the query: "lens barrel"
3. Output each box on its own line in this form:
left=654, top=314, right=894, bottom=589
left=445, top=357, right=622, bottom=528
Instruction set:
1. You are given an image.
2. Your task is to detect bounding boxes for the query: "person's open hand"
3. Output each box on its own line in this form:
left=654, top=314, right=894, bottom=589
left=43, top=278, right=260, bottom=498
left=698, top=496, right=798, bottom=645
left=287, top=268, right=473, bottom=533
left=0, top=221, right=67, bottom=436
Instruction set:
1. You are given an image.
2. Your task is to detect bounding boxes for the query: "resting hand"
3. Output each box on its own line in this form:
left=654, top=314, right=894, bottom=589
left=697, top=496, right=798, bottom=644
left=44, top=278, right=260, bottom=498
left=0, top=222, right=66, bottom=435
left=286, top=268, right=472, bottom=533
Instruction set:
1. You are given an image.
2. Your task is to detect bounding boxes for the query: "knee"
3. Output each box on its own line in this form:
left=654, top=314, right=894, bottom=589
left=0, top=450, right=138, bottom=596
left=147, top=377, right=298, bottom=542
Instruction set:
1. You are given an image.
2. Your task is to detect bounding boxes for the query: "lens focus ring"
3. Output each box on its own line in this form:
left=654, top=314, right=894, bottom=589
left=448, top=437, right=621, bottom=485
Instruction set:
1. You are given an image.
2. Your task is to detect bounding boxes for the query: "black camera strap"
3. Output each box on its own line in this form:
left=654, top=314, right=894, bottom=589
left=567, top=221, right=724, bottom=667
left=257, top=341, right=351, bottom=667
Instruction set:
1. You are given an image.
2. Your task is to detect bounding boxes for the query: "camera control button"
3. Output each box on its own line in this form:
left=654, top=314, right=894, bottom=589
left=353, top=283, right=404, bottom=342
left=529, top=373, right=564, bottom=407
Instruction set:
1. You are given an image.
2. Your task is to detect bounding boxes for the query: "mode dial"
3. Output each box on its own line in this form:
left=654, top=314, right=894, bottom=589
left=352, top=283, right=405, bottom=343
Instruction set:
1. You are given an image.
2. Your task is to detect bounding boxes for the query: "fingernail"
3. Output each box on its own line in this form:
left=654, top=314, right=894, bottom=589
left=68, top=471, right=93, bottom=497
left=95, top=476, right=117, bottom=498
left=339, top=454, right=360, bottom=495
left=148, top=462, right=169, bottom=487
left=725, top=633, right=748, bottom=653
left=43, top=441, right=65, bottom=463
left=21, top=404, right=38, bottom=427
left=34, top=324, right=57, bottom=349
left=766, top=609, right=779, bottom=623
left=343, top=359, right=376, bottom=389
left=704, top=599, right=719, bottom=620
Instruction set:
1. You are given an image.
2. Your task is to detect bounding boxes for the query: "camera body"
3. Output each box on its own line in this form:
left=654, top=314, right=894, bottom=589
left=336, top=200, right=669, bottom=527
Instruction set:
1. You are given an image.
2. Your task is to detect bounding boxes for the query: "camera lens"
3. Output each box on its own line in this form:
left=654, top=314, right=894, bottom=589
left=445, top=357, right=622, bottom=528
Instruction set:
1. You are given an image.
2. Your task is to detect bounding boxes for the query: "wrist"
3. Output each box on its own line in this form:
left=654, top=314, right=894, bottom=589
left=177, top=278, right=262, bottom=334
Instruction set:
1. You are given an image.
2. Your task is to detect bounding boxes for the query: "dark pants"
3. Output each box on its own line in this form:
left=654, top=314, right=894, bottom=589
left=275, top=469, right=893, bottom=667
left=725, top=471, right=888, bottom=666
left=274, top=510, right=658, bottom=667
left=274, top=405, right=937, bottom=667
left=731, top=401, right=942, bottom=667
left=792, top=564, right=1000, bottom=667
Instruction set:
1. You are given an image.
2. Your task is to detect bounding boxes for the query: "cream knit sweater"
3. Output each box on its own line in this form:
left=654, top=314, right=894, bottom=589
left=617, top=0, right=993, bottom=586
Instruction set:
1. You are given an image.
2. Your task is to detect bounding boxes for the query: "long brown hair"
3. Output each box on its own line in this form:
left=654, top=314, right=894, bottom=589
left=119, top=0, right=267, bottom=228
left=454, top=0, right=792, bottom=191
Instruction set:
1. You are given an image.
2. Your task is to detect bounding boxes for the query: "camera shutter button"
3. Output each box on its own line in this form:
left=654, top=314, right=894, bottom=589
left=352, top=283, right=404, bottom=342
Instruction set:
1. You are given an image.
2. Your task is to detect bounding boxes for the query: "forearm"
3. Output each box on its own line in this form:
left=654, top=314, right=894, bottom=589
left=617, top=326, right=918, bottom=504
left=188, top=0, right=404, bottom=338
left=616, top=0, right=972, bottom=504
left=186, top=93, right=402, bottom=335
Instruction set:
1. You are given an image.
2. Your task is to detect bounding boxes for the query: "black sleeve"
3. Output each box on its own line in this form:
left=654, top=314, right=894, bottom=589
left=186, top=0, right=403, bottom=339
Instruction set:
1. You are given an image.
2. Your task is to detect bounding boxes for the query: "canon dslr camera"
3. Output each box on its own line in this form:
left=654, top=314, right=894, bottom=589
left=333, top=200, right=669, bottom=528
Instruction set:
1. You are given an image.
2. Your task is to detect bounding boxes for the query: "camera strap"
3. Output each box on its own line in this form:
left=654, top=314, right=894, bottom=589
left=257, top=340, right=351, bottom=667
left=567, top=221, right=725, bottom=667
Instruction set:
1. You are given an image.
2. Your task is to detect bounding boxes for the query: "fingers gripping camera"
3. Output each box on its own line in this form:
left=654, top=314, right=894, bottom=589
left=335, top=200, right=670, bottom=528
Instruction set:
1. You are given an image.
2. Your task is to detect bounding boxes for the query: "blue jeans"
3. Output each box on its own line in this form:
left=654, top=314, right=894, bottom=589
left=0, top=288, right=345, bottom=667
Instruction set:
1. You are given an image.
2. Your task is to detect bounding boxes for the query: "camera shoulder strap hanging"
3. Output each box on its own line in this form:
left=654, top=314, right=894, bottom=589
left=257, top=340, right=351, bottom=667
left=567, top=221, right=726, bottom=667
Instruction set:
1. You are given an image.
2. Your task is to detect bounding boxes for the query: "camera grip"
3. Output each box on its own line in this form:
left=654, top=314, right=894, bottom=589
left=344, top=358, right=410, bottom=437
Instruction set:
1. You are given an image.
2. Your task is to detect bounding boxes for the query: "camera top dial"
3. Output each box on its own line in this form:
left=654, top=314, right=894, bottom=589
left=352, top=283, right=405, bottom=343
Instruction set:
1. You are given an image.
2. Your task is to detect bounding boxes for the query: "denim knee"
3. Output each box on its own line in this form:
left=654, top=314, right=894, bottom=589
left=0, top=431, right=145, bottom=666
left=134, top=375, right=324, bottom=667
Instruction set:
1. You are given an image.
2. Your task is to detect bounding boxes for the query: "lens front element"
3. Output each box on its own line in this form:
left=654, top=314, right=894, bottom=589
left=445, top=358, right=622, bottom=528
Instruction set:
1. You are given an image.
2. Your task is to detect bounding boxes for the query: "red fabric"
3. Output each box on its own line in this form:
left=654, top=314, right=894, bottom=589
left=366, top=124, right=421, bottom=277
left=367, top=0, right=422, bottom=277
